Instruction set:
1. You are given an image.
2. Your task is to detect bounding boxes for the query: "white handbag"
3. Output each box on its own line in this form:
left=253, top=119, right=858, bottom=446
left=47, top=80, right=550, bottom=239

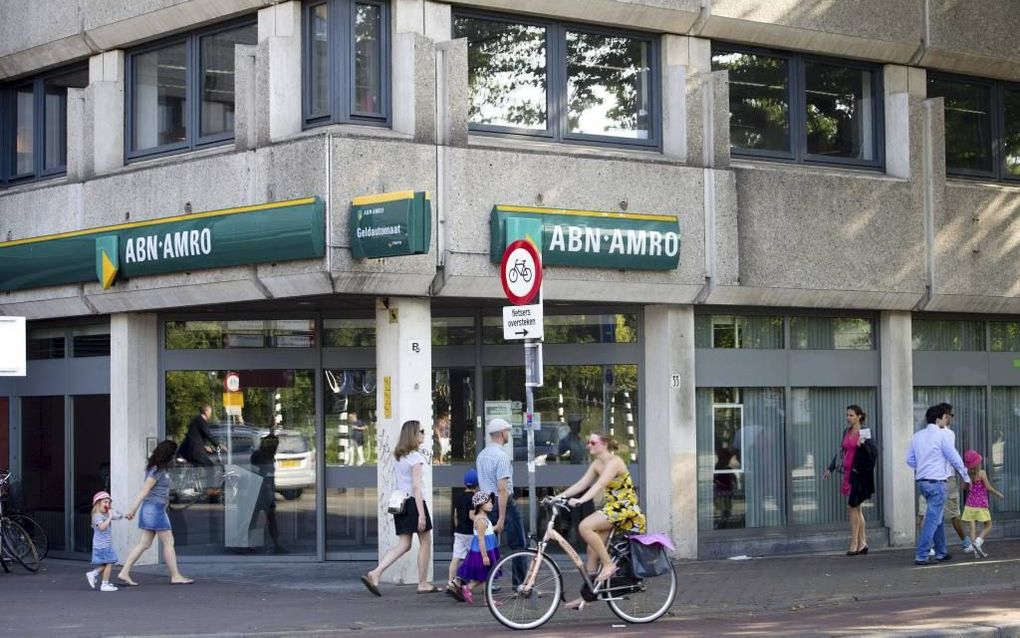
left=387, top=490, right=407, bottom=515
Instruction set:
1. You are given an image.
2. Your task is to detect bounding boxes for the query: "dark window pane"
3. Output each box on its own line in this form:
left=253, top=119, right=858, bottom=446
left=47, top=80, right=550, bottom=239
left=132, top=42, right=188, bottom=151
left=199, top=24, right=257, bottom=138
left=804, top=61, right=875, bottom=160
left=309, top=3, right=329, bottom=116
left=72, top=334, right=110, bottom=357
left=928, top=77, right=993, bottom=173
left=43, top=68, right=88, bottom=171
left=353, top=3, right=383, bottom=115
left=1005, top=87, right=1020, bottom=178
left=712, top=50, right=789, bottom=153
left=454, top=17, right=547, bottom=130
left=566, top=30, right=651, bottom=140
left=27, top=337, right=65, bottom=360
left=14, top=86, right=34, bottom=175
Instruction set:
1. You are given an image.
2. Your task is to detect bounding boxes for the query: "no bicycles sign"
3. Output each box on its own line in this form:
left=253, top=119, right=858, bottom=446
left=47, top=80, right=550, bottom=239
left=500, top=239, right=542, bottom=305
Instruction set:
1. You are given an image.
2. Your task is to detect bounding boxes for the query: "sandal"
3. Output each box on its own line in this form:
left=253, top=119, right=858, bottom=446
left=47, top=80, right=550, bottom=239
left=360, top=574, right=381, bottom=597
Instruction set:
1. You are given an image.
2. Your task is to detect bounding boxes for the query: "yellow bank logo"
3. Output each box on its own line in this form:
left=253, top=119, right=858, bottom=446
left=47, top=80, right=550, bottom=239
left=95, top=236, right=119, bottom=289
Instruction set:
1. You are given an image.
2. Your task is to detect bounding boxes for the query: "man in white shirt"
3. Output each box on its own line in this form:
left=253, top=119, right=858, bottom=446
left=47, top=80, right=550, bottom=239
left=906, top=404, right=971, bottom=565
left=916, top=403, right=973, bottom=555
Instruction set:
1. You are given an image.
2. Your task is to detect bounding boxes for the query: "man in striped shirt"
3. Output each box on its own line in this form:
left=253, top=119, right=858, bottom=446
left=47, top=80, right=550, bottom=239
left=477, top=417, right=526, bottom=586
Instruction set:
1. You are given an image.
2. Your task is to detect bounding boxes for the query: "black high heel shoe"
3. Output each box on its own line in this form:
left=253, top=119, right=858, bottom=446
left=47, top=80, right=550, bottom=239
left=846, top=549, right=859, bottom=556
left=857, top=545, right=869, bottom=555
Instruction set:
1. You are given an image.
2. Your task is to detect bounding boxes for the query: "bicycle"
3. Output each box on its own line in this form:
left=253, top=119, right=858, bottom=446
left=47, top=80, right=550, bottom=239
left=0, top=471, right=41, bottom=573
left=507, top=259, right=533, bottom=284
left=484, top=496, right=676, bottom=630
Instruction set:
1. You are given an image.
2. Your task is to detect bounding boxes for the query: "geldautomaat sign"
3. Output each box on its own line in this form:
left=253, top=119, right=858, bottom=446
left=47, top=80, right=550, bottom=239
left=0, top=197, right=324, bottom=292
left=490, top=204, right=682, bottom=270
left=350, top=191, right=431, bottom=259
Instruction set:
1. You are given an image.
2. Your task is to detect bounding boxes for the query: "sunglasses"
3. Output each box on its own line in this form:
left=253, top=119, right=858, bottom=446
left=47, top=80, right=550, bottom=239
left=586, top=439, right=601, bottom=446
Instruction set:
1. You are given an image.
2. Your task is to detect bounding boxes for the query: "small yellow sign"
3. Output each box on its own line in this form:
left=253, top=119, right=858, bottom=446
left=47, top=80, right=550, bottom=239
left=223, top=392, right=244, bottom=408
left=383, top=376, right=392, bottom=419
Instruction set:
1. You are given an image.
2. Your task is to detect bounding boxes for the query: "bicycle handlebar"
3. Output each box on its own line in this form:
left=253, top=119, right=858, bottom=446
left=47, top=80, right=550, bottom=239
left=541, top=495, right=571, bottom=510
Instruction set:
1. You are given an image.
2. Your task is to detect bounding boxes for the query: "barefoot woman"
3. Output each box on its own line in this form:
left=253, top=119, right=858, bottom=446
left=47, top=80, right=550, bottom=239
left=556, top=431, right=645, bottom=607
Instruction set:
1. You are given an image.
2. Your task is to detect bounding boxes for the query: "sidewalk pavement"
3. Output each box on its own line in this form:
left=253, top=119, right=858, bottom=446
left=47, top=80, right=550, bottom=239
left=2, top=540, right=1019, bottom=637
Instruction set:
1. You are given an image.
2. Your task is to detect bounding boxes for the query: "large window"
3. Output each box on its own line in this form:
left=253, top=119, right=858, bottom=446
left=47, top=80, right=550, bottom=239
left=304, top=0, right=389, bottom=127
left=454, top=12, right=659, bottom=147
left=912, top=318, right=985, bottom=351
left=712, top=46, right=883, bottom=169
left=928, top=73, right=1020, bottom=181
left=126, top=20, right=257, bottom=159
left=694, top=315, right=783, bottom=349
left=1, top=65, right=88, bottom=185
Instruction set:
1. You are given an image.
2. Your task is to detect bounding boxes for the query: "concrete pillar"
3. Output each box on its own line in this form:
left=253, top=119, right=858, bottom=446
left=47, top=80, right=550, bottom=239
left=89, top=50, right=124, bottom=174
left=662, top=35, right=711, bottom=162
left=234, top=44, right=257, bottom=152
left=375, top=297, right=433, bottom=583
left=880, top=310, right=915, bottom=547
left=257, top=1, right=302, bottom=143
left=109, top=313, right=159, bottom=564
left=65, top=86, right=91, bottom=181
left=884, top=64, right=926, bottom=179
left=643, top=304, right=697, bottom=558
left=393, top=0, right=436, bottom=142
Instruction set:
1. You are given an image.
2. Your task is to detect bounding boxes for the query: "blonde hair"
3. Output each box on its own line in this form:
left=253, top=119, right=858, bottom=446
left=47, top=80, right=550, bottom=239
left=591, top=431, right=619, bottom=452
left=91, top=499, right=108, bottom=515
left=394, top=420, right=422, bottom=460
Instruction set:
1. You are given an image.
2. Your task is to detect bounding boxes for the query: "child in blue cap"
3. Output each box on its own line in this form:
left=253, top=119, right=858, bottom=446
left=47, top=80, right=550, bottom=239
left=445, top=468, right=479, bottom=600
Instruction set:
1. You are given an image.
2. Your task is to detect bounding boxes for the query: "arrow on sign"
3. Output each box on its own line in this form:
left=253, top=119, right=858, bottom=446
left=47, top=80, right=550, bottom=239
left=515, top=329, right=530, bottom=337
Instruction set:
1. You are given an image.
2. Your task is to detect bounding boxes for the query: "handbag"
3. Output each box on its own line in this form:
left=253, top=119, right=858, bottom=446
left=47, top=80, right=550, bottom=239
left=387, top=490, right=407, bottom=515
left=629, top=538, right=671, bottom=578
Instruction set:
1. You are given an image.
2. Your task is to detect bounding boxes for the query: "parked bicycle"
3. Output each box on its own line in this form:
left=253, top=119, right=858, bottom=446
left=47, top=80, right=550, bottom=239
left=484, top=496, right=676, bottom=630
left=0, top=471, right=41, bottom=573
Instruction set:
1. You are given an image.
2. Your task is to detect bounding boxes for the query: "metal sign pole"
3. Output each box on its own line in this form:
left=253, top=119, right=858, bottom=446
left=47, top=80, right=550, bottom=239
left=525, top=356, right=537, bottom=538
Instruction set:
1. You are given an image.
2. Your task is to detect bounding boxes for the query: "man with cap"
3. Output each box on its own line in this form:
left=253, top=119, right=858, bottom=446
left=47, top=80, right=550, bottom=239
left=477, top=417, right=527, bottom=587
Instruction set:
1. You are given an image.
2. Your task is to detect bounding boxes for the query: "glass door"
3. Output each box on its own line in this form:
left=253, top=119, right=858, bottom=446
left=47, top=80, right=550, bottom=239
left=20, top=396, right=66, bottom=553
left=72, top=395, right=110, bottom=554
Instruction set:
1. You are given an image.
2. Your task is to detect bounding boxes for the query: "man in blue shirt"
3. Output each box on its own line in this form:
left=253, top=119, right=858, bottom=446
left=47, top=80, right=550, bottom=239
left=906, top=404, right=971, bottom=565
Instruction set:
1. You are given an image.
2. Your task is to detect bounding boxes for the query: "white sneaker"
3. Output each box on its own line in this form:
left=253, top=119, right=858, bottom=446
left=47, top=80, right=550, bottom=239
left=974, top=537, right=986, bottom=557
left=86, top=570, right=98, bottom=590
left=963, top=544, right=974, bottom=553
left=928, top=548, right=935, bottom=557
left=100, top=582, right=119, bottom=592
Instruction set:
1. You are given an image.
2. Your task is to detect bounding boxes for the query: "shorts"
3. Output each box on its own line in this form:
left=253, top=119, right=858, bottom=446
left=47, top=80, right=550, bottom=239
left=91, top=545, right=118, bottom=566
left=961, top=506, right=992, bottom=522
left=452, top=532, right=473, bottom=560
left=918, top=476, right=961, bottom=521
left=392, top=498, right=433, bottom=536
left=138, top=501, right=172, bottom=531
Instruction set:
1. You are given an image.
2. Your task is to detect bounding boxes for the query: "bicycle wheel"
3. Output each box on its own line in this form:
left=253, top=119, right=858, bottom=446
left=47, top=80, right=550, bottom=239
left=607, top=561, right=677, bottom=624
left=1, top=519, right=40, bottom=572
left=8, top=514, right=48, bottom=561
left=485, top=550, right=562, bottom=630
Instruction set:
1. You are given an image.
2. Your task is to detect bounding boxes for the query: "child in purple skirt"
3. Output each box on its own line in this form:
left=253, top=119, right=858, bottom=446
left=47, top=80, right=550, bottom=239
left=457, top=491, right=500, bottom=604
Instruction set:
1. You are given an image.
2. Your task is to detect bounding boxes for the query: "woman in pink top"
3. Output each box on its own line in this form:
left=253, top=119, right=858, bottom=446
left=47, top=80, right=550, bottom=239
left=823, top=405, right=878, bottom=556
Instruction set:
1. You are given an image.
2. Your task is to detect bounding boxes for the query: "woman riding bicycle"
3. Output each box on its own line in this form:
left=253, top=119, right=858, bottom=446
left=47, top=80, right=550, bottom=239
left=556, top=431, right=646, bottom=606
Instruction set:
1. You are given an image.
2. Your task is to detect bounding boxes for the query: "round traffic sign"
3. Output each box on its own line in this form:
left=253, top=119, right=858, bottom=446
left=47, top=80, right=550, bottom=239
left=500, top=239, right=542, bottom=305
left=224, top=371, right=241, bottom=393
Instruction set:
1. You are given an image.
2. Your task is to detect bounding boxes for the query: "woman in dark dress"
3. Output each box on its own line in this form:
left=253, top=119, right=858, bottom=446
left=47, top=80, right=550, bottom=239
left=823, top=405, right=878, bottom=555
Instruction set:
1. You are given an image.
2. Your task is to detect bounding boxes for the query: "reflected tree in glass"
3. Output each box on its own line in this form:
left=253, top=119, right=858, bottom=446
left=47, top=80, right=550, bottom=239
left=1005, top=88, right=1020, bottom=178
left=454, top=17, right=547, bottom=129
left=805, top=62, right=872, bottom=160
left=929, top=77, right=993, bottom=173
left=353, top=3, right=383, bottom=115
left=712, top=51, right=789, bottom=152
left=566, top=31, right=650, bottom=139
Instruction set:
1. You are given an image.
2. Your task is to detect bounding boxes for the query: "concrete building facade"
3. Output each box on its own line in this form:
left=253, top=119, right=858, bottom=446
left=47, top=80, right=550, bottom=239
left=2, top=1, right=1020, bottom=572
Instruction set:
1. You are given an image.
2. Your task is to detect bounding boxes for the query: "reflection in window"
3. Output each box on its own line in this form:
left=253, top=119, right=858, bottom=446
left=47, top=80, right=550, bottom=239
left=990, top=321, right=1020, bottom=352
left=789, top=317, right=874, bottom=350
left=484, top=364, right=639, bottom=463
left=1005, top=87, right=1020, bottom=178
left=309, top=3, right=329, bottom=116
left=14, top=86, right=34, bottom=175
left=989, top=387, right=1020, bottom=513
left=455, top=16, right=547, bottom=130
left=789, top=387, right=878, bottom=525
left=165, top=369, right=317, bottom=556
left=566, top=30, right=651, bottom=140
left=353, top=3, right=384, bottom=115
left=43, top=67, right=89, bottom=171
left=323, top=318, right=375, bottom=347
left=696, top=387, right=785, bottom=530
left=711, top=50, right=789, bottom=153
left=200, top=24, right=258, bottom=138
left=911, top=319, right=985, bottom=351
left=805, top=61, right=875, bottom=161
left=432, top=368, right=476, bottom=464
left=913, top=386, right=985, bottom=458
left=324, top=368, right=377, bottom=466
left=694, top=315, right=784, bottom=349
left=432, top=317, right=476, bottom=346
left=928, top=76, right=993, bottom=174
left=132, top=42, right=188, bottom=151
left=165, top=320, right=316, bottom=349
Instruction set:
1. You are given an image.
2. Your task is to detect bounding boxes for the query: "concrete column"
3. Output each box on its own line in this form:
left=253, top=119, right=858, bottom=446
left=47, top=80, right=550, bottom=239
left=643, top=304, right=697, bottom=558
left=89, top=50, right=124, bottom=174
left=65, top=87, right=91, bottom=181
left=375, top=297, right=433, bottom=584
left=393, top=0, right=436, bottom=142
left=257, top=1, right=302, bottom=144
left=884, top=64, right=926, bottom=179
left=109, top=313, right=159, bottom=564
left=880, top=310, right=915, bottom=547
left=234, top=44, right=257, bottom=152
left=436, top=38, right=467, bottom=147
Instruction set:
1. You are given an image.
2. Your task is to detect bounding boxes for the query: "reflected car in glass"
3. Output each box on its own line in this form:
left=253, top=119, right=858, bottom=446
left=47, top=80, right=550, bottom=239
left=260, top=429, right=315, bottom=500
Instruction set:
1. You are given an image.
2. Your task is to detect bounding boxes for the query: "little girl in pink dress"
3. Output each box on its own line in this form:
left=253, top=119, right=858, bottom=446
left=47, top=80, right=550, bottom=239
left=961, top=449, right=1004, bottom=558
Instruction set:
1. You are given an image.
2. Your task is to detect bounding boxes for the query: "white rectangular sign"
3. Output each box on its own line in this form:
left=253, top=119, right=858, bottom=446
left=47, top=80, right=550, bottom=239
left=503, top=304, right=544, bottom=340
left=0, top=316, right=26, bottom=376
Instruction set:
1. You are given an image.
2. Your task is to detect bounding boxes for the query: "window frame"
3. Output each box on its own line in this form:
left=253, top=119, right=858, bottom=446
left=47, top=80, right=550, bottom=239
left=0, top=63, right=89, bottom=187
left=124, top=16, right=257, bottom=162
left=927, top=70, right=1019, bottom=183
left=302, top=0, right=391, bottom=129
left=453, top=8, right=661, bottom=150
left=712, top=43, right=885, bottom=171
